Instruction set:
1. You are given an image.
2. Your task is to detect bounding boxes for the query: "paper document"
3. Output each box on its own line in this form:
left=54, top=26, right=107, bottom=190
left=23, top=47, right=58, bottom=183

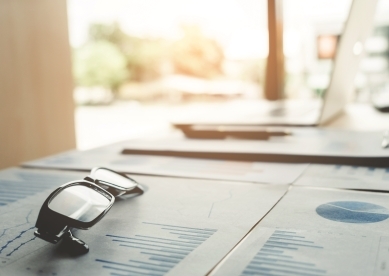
left=1, top=168, right=288, bottom=275
left=0, top=168, right=88, bottom=268
left=119, top=129, right=389, bottom=166
left=24, top=145, right=307, bottom=185
left=295, top=164, right=389, bottom=191
left=212, top=186, right=389, bottom=276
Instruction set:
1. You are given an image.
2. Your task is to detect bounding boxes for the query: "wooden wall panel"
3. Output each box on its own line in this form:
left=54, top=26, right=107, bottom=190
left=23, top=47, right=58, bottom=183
left=0, top=0, right=76, bottom=169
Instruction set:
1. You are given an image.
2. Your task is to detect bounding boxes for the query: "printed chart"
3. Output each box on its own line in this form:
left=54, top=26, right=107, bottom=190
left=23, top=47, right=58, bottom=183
left=213, top=227, right=379, bottom=276
left=294, top=165, right=389, bottom=191
left=0, top=170, right=77, bottom=206
left=0, top=168, right=83, bottom=268
left=0, top=208, right=41, bottom=267
left=316, top=201, right=389, bottom=223
left=240, top=230, right=325, bottom=276
left=96, top=222, right=217, bottom=276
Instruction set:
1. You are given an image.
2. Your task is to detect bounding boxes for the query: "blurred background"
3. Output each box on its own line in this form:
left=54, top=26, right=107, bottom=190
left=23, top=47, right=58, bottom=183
left=68, top=0, right=389, bottom=149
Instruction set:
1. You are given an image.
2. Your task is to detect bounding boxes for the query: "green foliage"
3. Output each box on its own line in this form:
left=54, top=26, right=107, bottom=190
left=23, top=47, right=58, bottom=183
left=73, top=41, right=128, bottom=91
left=123, top=37, right=167, bottom=81
left=86, top=23, right=167, bottom=82
left=73, top=22, right=225, bottom=90
left=88, top=23, right=126, bottom=46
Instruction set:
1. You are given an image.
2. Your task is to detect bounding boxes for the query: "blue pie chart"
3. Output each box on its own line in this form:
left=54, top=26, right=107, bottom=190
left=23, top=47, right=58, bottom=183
left=316, top=201, right=389, bottom=223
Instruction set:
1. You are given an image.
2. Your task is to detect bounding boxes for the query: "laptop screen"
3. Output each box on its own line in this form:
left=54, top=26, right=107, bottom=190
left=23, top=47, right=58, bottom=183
left=319, top=0, right=378, bottom=124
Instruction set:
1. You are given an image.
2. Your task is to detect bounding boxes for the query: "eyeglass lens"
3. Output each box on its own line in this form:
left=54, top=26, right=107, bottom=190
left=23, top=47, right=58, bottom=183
left=49, top=185, right=111, bottom=223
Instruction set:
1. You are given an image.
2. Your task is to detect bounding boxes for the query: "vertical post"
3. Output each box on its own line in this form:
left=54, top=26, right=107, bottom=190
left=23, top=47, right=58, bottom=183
left=264, top=0, right=285, bottom=100
left=0, top=0, right=76, bottom=169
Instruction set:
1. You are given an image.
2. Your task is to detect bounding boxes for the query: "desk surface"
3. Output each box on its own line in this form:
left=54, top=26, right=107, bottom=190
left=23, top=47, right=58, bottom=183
left=324, top=102, right=389, bottom=131
left=73, top=101, right=389, bottom=152
left=2, top=101, right=389, bottom=276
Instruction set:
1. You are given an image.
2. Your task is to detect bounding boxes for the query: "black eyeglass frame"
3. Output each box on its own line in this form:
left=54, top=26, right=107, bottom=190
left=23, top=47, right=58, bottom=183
left=84, top=167, right=144, bottom=197
left=35, top=180, right=115, bottom=244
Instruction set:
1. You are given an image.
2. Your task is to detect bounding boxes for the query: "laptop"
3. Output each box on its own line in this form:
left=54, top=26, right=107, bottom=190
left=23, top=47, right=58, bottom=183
left=173, top=0, right=378, bottom=130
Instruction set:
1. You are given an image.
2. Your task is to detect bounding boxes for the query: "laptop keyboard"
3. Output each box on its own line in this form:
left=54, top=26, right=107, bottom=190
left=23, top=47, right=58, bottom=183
left=269, top=106, right=317, bottom=117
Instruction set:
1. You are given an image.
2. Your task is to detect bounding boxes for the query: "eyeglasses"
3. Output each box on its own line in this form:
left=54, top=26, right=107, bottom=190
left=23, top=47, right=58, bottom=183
left=34, top=167, right=144, bottom=255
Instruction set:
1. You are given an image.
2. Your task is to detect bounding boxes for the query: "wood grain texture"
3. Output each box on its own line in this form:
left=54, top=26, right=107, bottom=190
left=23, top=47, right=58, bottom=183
left=0, top=0, right=76, bottom=169
left=264, top=0, right=284, bottom=100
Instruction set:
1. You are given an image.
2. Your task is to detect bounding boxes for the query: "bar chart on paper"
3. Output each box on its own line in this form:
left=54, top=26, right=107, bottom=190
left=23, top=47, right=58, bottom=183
left=0, top=169, right=78, bottom=206
left=212, top=226, right=383, bottom=276
left=241, top=230, right=326, bottom=276
left=96, top=222, right=218, bottom=276
left=321, top=165, right=389, bottom=180
left=294, top=165, right=389, bottom=191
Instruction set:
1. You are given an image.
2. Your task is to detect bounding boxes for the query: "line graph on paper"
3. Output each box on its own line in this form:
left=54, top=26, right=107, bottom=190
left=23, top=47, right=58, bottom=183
left=0, top=208, right=43, bottom=267
left=96, top=222, right=218, bottom=276
left=0, top=169, right=81, bottom=267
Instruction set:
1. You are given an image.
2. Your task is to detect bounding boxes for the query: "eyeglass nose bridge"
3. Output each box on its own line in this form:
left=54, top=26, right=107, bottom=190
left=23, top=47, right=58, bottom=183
left=84, top=176, right=123, bottom=196
left=84, top=176, right=141, bottom=197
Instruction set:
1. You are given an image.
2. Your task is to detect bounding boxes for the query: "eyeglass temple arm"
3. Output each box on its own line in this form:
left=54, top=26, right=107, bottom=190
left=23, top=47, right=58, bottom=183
left=84, top=176, right=145, bottom=197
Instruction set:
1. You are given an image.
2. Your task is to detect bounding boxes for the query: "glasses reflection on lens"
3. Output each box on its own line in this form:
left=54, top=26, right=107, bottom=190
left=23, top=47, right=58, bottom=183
left=49, top=185, right=112, bottom=222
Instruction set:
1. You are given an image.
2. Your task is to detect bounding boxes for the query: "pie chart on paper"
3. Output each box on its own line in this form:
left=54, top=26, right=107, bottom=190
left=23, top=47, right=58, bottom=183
left=316, top=201, right=389, bottom=223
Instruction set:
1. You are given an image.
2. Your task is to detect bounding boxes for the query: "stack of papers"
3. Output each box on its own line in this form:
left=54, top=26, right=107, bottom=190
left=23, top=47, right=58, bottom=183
left=118, top=129, right=389, bottom=166
left=6, top=128, right=389, bottom=275
left=295, top=164, right=389, bottom=191
left=24, top=146, right=307, bottom=185
left=0, top=167, right=288, bottom=275
left=212, top=187, right=389, bottom=275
